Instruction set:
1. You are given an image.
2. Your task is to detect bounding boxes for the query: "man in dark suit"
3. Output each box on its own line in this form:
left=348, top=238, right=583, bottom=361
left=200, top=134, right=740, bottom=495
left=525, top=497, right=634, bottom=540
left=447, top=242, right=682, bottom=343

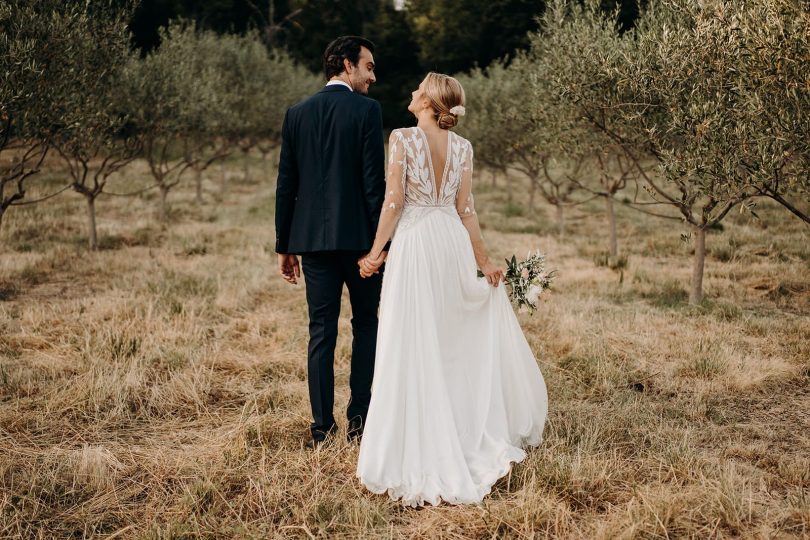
left=275, top=36, right=387, bottom=448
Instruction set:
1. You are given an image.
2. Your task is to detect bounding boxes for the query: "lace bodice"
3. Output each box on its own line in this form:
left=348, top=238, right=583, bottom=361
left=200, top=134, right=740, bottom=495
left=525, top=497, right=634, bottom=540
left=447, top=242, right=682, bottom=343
left=368, top=125, right=486, bottom=264
left=384, top=127, right=475, bottom=211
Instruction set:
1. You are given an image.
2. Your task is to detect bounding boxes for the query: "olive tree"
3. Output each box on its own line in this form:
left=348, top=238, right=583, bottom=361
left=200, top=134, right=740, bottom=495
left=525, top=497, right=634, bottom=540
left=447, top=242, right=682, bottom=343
left=459, top=56, right=584, bottom=235
left=50, top=3, right=139, bottom=249
left=164, top=24, right=235, bottom=205
left=622, top=0, right=809, bottom=303
left=215, top=34, right=318, bottom=182
left=529, top=1, right=672, bottom=264
left=506, top=54, right=586, bottom=235
left=0, top=0, right=76, bottom=226
left=124, top=23, right=205, bottom=223
left=256, top=52, right=319, bottom=173
left=551, top=0, right=808, bottom=304
left=456, top=67, right=515, bottom=194
left=125, top=25, right=319, bottom=220
left=222, top=33, right=276, bottom=182
left=728, top=0, right=809, bottom=222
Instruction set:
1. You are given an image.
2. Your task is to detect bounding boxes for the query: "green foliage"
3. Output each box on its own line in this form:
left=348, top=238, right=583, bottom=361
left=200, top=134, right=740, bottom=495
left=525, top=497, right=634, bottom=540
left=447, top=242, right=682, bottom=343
left=49, top=3, right=136, bottom=159
left=127, top=22, right=317, bottom=152
left=0, top=0, right=84, bottom=220
left=511, top=0, right=810, bottom=303
left=123, top=22, right=318, bottom=220
left=456, top=53, right=582, bottom=214
left=46, top=2, right=140, bottom=248
left=214, top=31, right=319, bottom=149
left=455, top=64, right=516, bottom=173
left=620, top=0, right=808, bottom=226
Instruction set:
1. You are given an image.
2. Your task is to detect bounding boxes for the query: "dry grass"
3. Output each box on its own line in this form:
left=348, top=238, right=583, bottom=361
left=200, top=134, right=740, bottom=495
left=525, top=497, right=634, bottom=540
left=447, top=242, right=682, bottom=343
left=1, top=153, right=808, bottom=539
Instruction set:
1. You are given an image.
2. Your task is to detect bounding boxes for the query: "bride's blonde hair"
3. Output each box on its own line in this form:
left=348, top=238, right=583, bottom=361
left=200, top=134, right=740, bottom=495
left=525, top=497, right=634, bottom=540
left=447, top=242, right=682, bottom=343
left=424, top=72, right=466, bottom=130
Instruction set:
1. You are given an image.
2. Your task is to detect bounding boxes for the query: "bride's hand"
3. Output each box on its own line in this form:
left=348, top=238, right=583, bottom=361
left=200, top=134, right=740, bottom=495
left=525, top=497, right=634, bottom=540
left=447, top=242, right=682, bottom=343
left=479, top=260, right=504, bottom=287
left=358, top=252, right=386, bottom=278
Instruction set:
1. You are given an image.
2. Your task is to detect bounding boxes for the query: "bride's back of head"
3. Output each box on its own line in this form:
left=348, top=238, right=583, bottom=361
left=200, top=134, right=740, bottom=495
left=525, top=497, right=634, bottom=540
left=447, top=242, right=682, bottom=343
left=424, top=72, right=466, bottom=130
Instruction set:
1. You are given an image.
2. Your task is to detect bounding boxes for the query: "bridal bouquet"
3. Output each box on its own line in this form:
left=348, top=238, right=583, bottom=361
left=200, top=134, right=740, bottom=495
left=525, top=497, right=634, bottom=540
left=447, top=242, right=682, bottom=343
left=504, top=250, right=556, bottom=314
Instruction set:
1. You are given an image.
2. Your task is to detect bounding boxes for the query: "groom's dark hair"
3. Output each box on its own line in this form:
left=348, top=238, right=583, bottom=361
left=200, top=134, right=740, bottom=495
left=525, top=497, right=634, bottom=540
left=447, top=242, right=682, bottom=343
left=323, top=36, right=375, bottom=80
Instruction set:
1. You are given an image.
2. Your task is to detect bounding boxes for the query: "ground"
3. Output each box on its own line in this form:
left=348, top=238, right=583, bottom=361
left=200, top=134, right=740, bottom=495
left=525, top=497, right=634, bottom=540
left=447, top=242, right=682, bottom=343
left=0, top=152, right=808, bottom=539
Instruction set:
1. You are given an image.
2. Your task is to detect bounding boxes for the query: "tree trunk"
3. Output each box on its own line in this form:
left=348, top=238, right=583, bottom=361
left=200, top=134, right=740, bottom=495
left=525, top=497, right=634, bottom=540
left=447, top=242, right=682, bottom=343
left=689, top=226, right=706, bottom=305
left=159, top=184, right=169, bottom=223
left=243, top=152, right=250, bottom=181
left=505, top=167, right=512, bottom=203
left=490, top=168, right=497, bottom=188
left=528, top=179, right=536, bottom=211
left=195, top=168, right=203, bottom=205
left=261, top=151, right=270, bottom=177
left=86, top=195, right=98, bottom=250
left=606, top=195, right=618, bottom=259
left=556, top=204, right=565, bottom=237
left=0, top=207, right=5, bottom=230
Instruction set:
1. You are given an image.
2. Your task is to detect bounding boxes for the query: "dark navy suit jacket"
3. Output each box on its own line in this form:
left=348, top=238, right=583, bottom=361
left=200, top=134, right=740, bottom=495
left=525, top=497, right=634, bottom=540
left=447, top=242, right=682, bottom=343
left=275, top=85, right=386, bottom=254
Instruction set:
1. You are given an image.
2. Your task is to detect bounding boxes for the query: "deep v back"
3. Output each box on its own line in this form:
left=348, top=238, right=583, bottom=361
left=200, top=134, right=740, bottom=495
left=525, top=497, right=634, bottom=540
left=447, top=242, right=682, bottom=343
left=387, top=126, right=472, bottom=208
left=417, top=126, right=451, bottom=199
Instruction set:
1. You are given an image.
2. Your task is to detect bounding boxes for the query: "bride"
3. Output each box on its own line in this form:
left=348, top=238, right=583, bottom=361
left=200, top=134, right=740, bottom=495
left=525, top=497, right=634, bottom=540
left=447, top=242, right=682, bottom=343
left=355, top=72, right=548, bottom=507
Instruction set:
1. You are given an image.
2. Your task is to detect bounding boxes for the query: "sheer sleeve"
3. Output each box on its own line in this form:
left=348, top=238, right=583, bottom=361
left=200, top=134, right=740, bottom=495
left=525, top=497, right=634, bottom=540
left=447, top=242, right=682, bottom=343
left=455, top=142, right=491, bottom=268
left=368, top=129, right=407, bottom=259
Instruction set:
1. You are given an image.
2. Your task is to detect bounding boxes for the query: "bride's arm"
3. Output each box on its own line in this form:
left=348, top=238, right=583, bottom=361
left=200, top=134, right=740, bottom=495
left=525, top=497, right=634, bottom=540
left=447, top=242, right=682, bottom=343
left=360, top=130, right=406, bottom=277
left=456, top=142, right=504, bottom=287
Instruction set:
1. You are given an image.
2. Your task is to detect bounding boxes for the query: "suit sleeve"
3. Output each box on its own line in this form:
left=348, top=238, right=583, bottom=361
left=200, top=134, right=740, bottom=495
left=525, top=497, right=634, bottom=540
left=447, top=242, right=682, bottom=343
left=275, top=110, right=298, bottom=254
left=361, top=101, right=387, bottom=248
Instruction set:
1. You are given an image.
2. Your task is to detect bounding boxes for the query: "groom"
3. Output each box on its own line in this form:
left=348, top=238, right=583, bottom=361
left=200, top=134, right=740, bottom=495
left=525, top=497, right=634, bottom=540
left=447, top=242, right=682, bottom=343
left=275, top=36, right=387, bottom=448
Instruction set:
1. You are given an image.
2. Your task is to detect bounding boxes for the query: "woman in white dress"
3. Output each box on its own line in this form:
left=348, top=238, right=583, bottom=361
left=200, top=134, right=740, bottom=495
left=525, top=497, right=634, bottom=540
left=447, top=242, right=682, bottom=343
left=355, top=73, right=548, bottom=507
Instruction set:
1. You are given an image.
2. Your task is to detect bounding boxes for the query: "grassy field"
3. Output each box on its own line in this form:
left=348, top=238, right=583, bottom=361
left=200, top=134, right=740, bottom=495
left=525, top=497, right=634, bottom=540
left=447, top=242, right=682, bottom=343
left=1, top=152, right=808, bottom=539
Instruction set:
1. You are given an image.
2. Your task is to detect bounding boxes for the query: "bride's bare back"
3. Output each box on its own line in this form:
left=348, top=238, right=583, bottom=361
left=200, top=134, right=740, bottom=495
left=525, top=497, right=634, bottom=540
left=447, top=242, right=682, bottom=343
left=418, top=126, right=449, bottom=198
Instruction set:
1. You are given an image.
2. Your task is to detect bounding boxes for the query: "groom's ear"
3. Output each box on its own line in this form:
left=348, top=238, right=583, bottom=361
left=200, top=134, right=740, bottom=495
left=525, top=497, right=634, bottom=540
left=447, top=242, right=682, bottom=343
left=343, top=57, right=355, bottom=75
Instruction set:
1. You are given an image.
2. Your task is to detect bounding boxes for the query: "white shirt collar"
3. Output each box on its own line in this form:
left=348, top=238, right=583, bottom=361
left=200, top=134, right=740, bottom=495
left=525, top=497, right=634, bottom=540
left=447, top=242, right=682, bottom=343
left=326, top=80, right=353, bottom=92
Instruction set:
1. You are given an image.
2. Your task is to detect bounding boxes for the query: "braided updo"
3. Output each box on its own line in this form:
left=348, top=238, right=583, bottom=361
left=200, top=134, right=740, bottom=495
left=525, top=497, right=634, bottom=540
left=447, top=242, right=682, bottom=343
left=424, top=72, right=466, bottom=130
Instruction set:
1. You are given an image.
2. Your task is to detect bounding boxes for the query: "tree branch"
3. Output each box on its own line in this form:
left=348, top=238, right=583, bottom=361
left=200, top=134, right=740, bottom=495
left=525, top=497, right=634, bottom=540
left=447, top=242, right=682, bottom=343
left=762, top=188, right=810, bottom=225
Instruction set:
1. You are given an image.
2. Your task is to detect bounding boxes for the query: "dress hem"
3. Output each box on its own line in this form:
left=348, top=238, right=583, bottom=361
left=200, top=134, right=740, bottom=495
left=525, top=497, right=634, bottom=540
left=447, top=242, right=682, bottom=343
left=356, top=436, right=543, bottom=508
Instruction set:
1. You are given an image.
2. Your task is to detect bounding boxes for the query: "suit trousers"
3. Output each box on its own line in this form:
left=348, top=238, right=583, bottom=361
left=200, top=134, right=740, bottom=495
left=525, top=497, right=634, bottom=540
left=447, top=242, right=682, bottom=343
left=301, top=251, right=383, bottom=440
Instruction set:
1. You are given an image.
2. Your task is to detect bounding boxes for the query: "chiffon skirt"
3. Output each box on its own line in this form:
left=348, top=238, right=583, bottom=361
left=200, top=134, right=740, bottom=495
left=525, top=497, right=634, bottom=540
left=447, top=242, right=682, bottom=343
left=356, top=205, right=548, bottom=507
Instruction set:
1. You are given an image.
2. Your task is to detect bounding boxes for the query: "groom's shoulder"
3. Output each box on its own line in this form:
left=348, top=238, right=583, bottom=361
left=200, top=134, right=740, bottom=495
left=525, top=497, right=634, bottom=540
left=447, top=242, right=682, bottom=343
left=352, top=92, right=380, bottom=106
left=287, top=92, right=317, bottom=115
left=345, top=92, right=381, bottom=116
left=290, top=90, right=379, bottom=115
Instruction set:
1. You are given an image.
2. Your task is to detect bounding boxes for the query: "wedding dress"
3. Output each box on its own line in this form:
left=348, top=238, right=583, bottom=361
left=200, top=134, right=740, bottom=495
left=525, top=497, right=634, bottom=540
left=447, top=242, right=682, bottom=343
left=356, top=126, right=548, bottom=507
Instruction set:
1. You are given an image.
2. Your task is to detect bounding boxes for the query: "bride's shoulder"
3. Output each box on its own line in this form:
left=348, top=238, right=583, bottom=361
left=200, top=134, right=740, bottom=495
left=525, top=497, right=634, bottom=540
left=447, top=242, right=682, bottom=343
left=452, top=131, right=474, bottom=152
left=389, top=127, right=416, bottom=140
left=388, top=127, right=421, bottom=150
left=391, top=126, right=418, bottom=136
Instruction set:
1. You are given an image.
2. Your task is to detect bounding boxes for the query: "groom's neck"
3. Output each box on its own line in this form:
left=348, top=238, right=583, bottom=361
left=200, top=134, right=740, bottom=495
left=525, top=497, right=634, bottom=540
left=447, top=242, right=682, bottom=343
left=330, top=74, right=351, bottom=85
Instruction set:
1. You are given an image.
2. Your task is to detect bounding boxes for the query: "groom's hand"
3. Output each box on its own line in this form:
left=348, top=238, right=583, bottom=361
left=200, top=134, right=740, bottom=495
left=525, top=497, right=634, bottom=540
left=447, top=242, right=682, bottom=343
left=358, top=252, right=386, bottom=278
left=278, top=253, right=300, bottom=284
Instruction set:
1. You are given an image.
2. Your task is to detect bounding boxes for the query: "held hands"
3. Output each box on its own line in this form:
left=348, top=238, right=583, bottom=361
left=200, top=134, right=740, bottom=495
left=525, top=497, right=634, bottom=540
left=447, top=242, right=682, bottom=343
left=358, top=251, right=387, bottom=278
left=480, top=259, right=505, bottom=287
left=278, top=253, right=300, bottom=284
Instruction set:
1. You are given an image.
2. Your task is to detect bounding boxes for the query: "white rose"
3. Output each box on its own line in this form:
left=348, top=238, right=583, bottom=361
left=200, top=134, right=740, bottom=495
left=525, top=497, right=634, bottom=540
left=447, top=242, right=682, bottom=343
left=525, top=284, right=542, bottom=307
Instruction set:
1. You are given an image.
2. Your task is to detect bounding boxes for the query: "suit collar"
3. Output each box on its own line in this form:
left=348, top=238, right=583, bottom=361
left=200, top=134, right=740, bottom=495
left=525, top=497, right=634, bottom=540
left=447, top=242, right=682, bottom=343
left=318, top=85, right=352, bottom=94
